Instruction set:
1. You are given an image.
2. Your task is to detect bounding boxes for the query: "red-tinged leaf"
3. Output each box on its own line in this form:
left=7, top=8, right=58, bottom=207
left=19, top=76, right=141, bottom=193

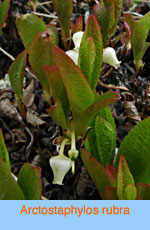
left=0, top=157, right=25, bottom=200
left=44, top=65, right=70, bottom=124
left=46, top=24, right=58, bottom=45
left=137, top=183, right=150, bottom=200
left=0, top=0, right=10, bottom=32
left=0, top=129, right=10, bottom=170
left=117, top=155, right=135, bottom=200
left=51, top=0, right=73, bottom=48
left=16, top=14, right=46, bottom=52
left=103, top=0, right=115, bottom=36
left=29, top=32, right=54, bottom=96
left=106, top=164, right=117, bottom=187
left=9, top=50, right=27, bottom=100
left=79, top=15, right=103, bottom=90
left=93, top=3, right=108, bottom=47
left=104, top=187, right=118, bottom=200
left=47, top=100, right=68, bottom=129
left=80, top=148, right=110, bottom=199
left=124, top=184, right=137, bottom=200
left=75, top=16, right=83, bottom=32
left=116, top=118, right=150, bottom=184
left=17, top=163, right=42, bottom=200
left=70, top=20, right=76, bottom=34
left=94, top=116, right=115, bottom=167
left=79, top=91, right=120, bottom=136
left=53, top=46, right=94, bottom=129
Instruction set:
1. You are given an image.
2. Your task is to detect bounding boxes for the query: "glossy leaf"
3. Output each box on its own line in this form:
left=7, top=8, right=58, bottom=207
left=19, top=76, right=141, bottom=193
left=29, top=32, right=54, bottom=96
left=93, top=3, right=108, bottom=47
left=137, top=183, right=150, bottom=200
left=51, top=0, right=73, bottom=48
left=79, top=15, right=103, bottom=90
left=0, top=157, right=25, bottom=200
left=0, top=129, right=10, bottom=170
left=53, top=46, right=94, bottom=129
left=16, top=14, right=46, bottom=51
left=0, top=0, right=10, bottom=32
left=117, top=155, right=135, bottom=200
left=9, top=50, right=27, bottom=100
left=104, top=187, right=118, bottom=200
left=80, top=148, right=110, bottom=199
left=116, top=118, right=150, bottom=184
left=17, top=163, right=41, bottom=200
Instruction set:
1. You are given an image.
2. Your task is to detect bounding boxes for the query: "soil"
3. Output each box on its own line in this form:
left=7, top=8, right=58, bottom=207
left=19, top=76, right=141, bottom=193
left=0, top=0, right=150, bottom=200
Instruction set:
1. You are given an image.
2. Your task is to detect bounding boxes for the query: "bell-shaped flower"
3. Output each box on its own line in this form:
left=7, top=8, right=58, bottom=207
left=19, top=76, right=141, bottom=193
left=103, top=47, right=121, bottom=69
left=49, top=154, right=72, bottom=185
left=66, top=31, right=84, bottom=65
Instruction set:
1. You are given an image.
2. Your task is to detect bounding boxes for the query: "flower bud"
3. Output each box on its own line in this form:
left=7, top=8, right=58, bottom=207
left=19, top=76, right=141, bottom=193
left=49, top=155, right=72, bottom=185
left=103, top=47, right=121, bottom=69
left=68, top=149, right=79, bottom=160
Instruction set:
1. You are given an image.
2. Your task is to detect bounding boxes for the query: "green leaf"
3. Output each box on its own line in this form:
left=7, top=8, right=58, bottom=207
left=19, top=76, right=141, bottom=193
left=0, top=129, right=10, bottom=170
left=0, top=157, right=25, bottom=200
left=124, top=184, right=137, bottom=200
left=124, top=13, right=150, bottom=72
left=103, top=0, right=115, bottom=36
left=140, top=12, right=150, bottom=35
left=104, top=187, right=118, bottom=200
left=53, top=46, right=94, bottom=130
left=46, top=24, right=59, bottom=46
left=16, top=14, right=46, bottom=51
left=93, top=3, right=108, bottom=47
left=29, top=32, right=54, bottom=95
left=98, top=106, right=116, bottom=162
left=79, top=15, right=103, bottom=90
left=117, top=155, right=135, bottom=200
left=51, top=0, right=73, bottom=48
left=0, top=0, right=10, bottom=32
left=47, top=100, right=68, bottom=129
left=116, top=118, right=150, bottom=184
left=137, top=183, right=150, bottom=200
left=17, top=163, right=41, bottom=200
left=8, top=50, right=27, bottom=100
left=111, top=0, right=123, bottom=34
left=94, top=116, right=115, bottom=167
left=79, top=91, right=120, bottom=136
left=80, top=148, right=110, bottom=199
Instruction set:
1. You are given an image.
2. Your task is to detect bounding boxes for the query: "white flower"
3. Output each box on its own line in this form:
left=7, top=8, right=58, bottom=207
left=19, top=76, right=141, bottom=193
left=103, top=47, right=121, bottom=69
left=49, top=155, right=72, bottom=185
left=66, top=31, right=84, bottom=65
left=66, top=32, right=121, bottom=69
